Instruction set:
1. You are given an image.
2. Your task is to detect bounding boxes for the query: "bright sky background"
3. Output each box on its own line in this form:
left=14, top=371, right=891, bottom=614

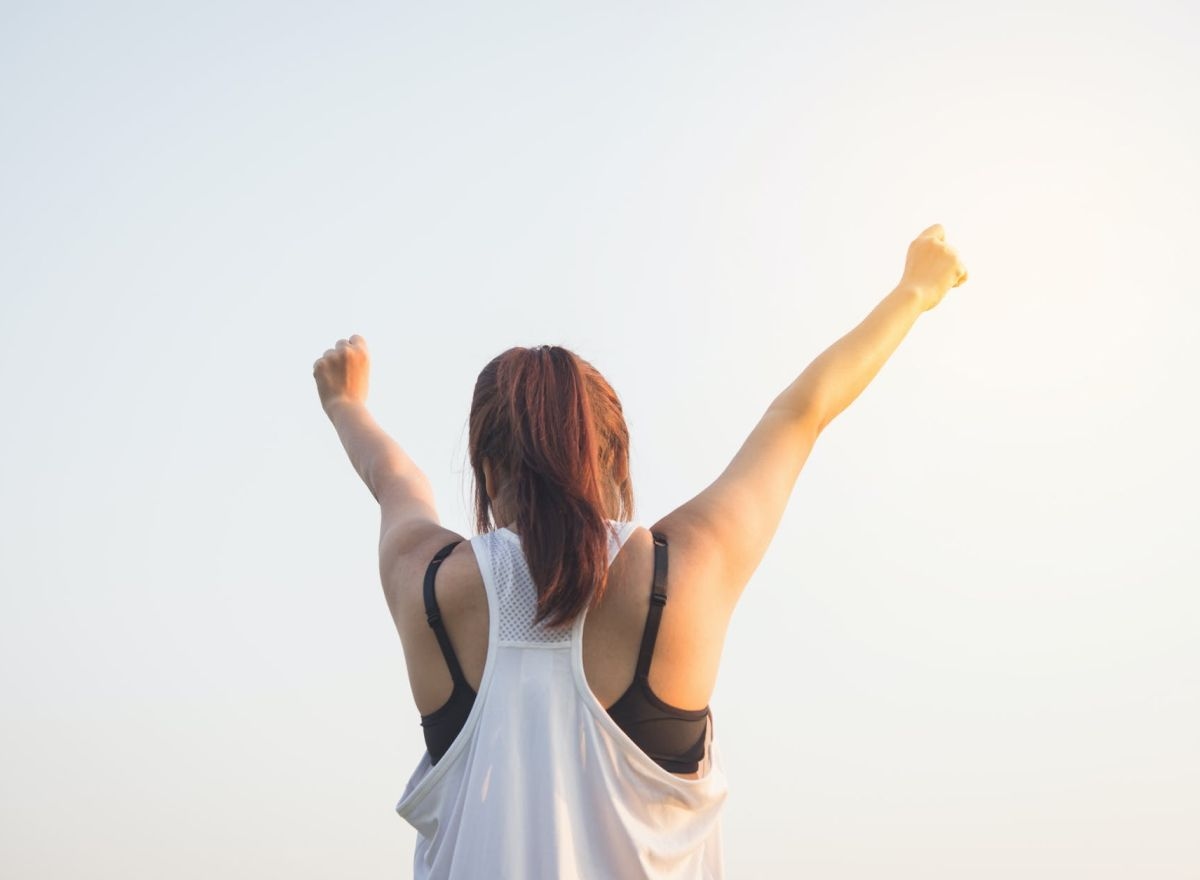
left=2, top=2, right=1197, bottom=877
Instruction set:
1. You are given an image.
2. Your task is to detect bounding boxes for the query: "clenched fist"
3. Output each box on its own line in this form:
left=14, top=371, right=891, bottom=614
left=899, top=224, right=969, bottom=312
left=313, top=334, right=370, bottom=415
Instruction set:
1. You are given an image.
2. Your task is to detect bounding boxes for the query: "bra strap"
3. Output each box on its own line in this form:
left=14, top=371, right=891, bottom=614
left=423, top=539, right=469, bottom=687
left=633, top=531, right=670, bottom=681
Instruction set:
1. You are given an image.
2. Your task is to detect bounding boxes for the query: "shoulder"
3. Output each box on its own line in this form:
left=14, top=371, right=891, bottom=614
left=645, top=511, right=739, bottom=620
left=606, top=521, right=712, bottom=614
left=379, top=523, right=474, bottom=618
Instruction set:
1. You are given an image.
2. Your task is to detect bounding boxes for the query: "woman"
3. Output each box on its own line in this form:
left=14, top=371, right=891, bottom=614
left=313, top=224, right=968, bottom=879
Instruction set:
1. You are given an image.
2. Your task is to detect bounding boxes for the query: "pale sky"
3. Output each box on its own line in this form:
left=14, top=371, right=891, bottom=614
left=2, top=2, right=1197, bottom=877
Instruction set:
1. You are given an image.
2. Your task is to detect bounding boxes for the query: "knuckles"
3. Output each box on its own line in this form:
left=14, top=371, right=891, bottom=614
left=315, top=338, right=368, bottom=375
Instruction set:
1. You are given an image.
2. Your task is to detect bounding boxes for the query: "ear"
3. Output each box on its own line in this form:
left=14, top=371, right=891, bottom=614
left=482, top=458, right=497, bottom=500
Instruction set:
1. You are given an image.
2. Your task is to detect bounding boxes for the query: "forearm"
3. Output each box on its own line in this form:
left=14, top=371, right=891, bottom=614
left=325, top=398, right=422, bottom=502
left=770, top=283, right=925, bottom=431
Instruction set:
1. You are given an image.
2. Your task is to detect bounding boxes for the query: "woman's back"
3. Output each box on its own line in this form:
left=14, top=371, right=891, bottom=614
left=392, top=519, right=739, bottom=781
left=393, top=521, right=729, bottom=878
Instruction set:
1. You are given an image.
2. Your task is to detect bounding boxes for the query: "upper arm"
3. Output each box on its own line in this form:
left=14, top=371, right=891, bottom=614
left=376, top=467, right=452, bottom=573
left=651, top=403, right=823, bottom=609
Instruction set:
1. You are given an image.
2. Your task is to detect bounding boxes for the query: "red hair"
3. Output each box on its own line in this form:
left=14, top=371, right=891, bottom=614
left=468, top=345, right=634, bottom=628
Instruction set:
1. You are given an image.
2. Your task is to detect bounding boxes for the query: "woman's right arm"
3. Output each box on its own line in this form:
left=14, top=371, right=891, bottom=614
left=653, top=224, right=969, bottom=609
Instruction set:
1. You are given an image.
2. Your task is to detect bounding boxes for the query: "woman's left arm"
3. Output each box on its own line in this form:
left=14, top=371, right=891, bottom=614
left=314, top=336, right=441, bottom=551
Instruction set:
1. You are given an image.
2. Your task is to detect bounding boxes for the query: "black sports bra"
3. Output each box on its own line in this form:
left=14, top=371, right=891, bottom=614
left=418, top=530, right=712, bottom=775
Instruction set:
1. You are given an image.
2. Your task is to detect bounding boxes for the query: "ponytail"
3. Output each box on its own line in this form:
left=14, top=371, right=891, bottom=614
left=468, top=345, right=633, bottom=628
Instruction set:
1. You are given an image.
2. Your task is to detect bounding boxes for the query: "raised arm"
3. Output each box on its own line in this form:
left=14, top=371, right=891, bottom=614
left=653, top=224, right=968, bottom=609
left=313, top=335, right=444, bottom=560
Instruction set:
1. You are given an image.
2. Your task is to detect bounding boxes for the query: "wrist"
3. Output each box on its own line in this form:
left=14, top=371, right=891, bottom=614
left=323, top=395, right=366, bottom=420
left=892, top=281, right=932, bottom=312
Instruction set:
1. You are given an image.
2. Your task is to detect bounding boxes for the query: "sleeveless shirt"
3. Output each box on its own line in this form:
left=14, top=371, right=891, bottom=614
left=395, top=521, right=729, bottom=879
left=419, top=526, right=712, bottom=773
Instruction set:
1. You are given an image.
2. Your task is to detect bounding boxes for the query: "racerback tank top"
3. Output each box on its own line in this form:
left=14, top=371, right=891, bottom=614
left=418, top=525, right=712, bottom=774
left=395, top=520, right=728, bottom=879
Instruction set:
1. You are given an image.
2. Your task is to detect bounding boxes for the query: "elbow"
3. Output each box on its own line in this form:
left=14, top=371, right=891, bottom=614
left=771, top=396, right=828, bottom=438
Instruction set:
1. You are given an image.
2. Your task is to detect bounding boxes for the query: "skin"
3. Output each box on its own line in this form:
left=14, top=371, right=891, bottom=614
left=313, top=223, right=968, bottom=780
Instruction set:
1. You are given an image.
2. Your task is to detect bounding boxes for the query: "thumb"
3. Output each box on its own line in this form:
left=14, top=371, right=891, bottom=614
left=919, top=223, right=945, bottom=241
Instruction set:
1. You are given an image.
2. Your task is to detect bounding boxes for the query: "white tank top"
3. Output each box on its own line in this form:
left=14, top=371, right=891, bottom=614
left=395, top=520, right=729, bottom=879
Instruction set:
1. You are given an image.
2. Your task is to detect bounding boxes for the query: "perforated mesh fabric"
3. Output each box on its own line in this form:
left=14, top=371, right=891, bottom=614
left=490, top=530, right=576, bottom=644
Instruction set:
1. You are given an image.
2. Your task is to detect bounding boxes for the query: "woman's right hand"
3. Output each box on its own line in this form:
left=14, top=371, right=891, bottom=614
left=899, top=223, right=969, bottom=311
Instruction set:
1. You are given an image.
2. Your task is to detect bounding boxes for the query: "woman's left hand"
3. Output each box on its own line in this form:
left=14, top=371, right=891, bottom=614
left=313, top=334, right=370, bottom=415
